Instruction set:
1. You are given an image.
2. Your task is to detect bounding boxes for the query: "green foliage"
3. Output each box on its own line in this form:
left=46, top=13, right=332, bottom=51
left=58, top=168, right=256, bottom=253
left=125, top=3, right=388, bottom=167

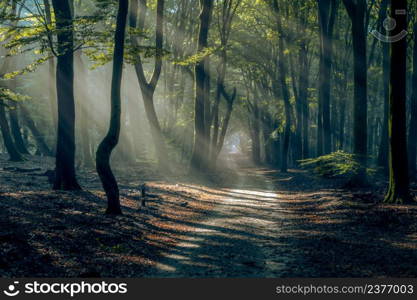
left=0, top=87, right=30, bottom=103
left=299, top=151, right=375, bottom=178
left=172, top=46, right=219, bottom=67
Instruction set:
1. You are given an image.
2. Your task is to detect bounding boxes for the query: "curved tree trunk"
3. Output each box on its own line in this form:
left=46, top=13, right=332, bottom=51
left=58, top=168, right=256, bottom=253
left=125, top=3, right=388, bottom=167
left=96, top=0, right=128, bottom=215
left=129, top=0, right=168, bottom=170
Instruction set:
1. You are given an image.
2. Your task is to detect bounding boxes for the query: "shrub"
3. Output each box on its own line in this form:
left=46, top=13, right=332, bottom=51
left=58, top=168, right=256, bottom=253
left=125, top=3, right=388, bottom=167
left=299, top=151, right=375, bottom=178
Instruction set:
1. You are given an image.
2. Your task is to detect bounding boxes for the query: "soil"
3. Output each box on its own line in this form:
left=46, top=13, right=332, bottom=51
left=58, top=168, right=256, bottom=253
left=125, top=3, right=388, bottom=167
left=1, top=154, right=417, bottom=277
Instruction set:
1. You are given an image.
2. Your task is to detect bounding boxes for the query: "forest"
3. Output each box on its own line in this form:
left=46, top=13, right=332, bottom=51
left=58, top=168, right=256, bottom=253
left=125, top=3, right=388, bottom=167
left=0, top=0, right=417, bottom=278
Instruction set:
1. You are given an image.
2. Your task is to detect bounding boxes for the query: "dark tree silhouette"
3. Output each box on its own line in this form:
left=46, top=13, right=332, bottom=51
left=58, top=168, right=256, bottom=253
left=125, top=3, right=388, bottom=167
left=317, top=0, right=338, bottom=155
left=408, top=22, right=417, bottom=178
left=129, top=0, right=168, bottom=171
left=342, top=0, right=368, bottom=184
left=384, top=0, right=411, bottom=204
left=96, top=0, right=129, bottom=215
left=51, top=0, right=80, bottom=190
left=377, top=0, right=390, bottom=171
left=190, top=0, right=213, bottom=172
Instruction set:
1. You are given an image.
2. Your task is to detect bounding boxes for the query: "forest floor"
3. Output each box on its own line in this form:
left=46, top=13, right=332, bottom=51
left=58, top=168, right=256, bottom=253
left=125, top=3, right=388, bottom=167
left=1, top=154, right=417, bottom=277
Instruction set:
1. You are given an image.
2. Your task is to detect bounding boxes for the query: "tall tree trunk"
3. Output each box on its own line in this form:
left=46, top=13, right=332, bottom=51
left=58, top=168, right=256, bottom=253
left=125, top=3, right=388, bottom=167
left=377, top=0, right=390, bottom=170
left=96, top=0, right=128, bottom=215
left=43, top=0, right=57, bottom=143
left=190, top=0, right=213, bottom=171
left=407, top=22, right=417, bottom=179
left=213, top=87, right=236, bottom=160
left=0, top=2, right=24, bottom=162
left=129, top=0, right=168, bottom=170
left=299, top=41, right=310, bottom=159
left=74, top=52, right=94, bottom=168
left=343, top=0, right=368, bottom=184
left=271, top=0, right=291, bottom=172
left=51, top=0, right=80, bottom=190
left=318, top=0, right=338, bottom=155
left=8, top=79, right=29, bottom=155
left=385, top=0, right=411, bottom=203
left=250, top=101, right=261, bottom=164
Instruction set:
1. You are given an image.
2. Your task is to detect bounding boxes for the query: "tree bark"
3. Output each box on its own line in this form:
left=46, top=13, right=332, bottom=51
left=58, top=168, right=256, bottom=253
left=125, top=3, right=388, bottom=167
left=9, top=106, right=29, bottom=155
left=129, top=0, right=168, bottom=170
left=51, top=0, right=80, bottom=190
left=19, top=104, right=53, bottom=156
left=407, top=22, right=417, bottom=179
left=0, top=101, right=23, bottom=161
left=342, top=0, right=368, bottom=184
left=190, top=0, right=213, bottom=171
left=96, top=0, right=128, bottom=215
left=384, top=0, right=411, bottom=203
left=250, top=101, right=261, bottom=164
left=271, top=0, right=291, bottom=172
left=317, top=0, right=338, bottom=155
left=74, top=52, right=94, bottom=168
left=43, top=0, right=57, bottom=143
left=377, top=0, right=390, bottom=171
left=299, top=40, right=310, bottom=159
left=7, top=77, right=29, bottom=155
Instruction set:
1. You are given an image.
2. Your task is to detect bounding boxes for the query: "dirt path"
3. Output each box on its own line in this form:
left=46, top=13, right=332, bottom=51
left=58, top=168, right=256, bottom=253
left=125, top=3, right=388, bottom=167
left=148, top=162, right=303, bottom=277
left=1, top=155, right=416, bottom=277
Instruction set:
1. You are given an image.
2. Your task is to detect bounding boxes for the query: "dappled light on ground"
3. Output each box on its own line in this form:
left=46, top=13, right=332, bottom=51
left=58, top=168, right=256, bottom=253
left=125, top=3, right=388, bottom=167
left=1, top=155, right=417, bottom=277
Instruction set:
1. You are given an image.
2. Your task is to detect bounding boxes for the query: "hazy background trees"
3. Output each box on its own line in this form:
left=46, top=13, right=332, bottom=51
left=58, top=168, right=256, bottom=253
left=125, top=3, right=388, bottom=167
left=0, top=0, right=416, bottom=210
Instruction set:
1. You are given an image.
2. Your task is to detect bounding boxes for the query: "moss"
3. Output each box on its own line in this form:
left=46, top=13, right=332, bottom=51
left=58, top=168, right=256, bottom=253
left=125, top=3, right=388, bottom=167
left=299, top=151, right=375, bottom=179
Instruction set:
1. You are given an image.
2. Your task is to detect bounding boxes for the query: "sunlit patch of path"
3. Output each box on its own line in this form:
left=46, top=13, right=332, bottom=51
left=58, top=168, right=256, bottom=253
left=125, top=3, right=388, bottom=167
left=148, top=160, right=300, bottom=277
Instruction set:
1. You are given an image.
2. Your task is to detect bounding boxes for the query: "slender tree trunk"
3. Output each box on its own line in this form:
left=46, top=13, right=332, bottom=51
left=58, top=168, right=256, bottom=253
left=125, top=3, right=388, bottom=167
left=251, top=102, right=261, bottom=164
left=343, top=0, right=368, bottom=184
left=190, top=0, right=213, bottom=171
left=74, top=52, right=94, bottom=168
left=7, top=78, right=29, bottom=155
left=9, top=107, right=29, bottom=155
left=299, top=41, right=310, bottom=159
left=377, top=0, right=390, bottom=170
left=318, top=0, right=337, bottom=155
left=129, top=0, right=168, bottom=170
left=43, top=0, right=57, bottom=142
left=51, top=0, right=80, bottom=190
left=385, top=0, right=411, bottom=203
left=407, top=22, right=417, bottom=179
left=213, top=88, right=236, bottom=160
left=96, top=0, right=128, bottom=215
left=0, top=101, right=23, bottom=161
left=271, top=0, right=291, bottom=172
left=19, top=104, right=53, bottom=156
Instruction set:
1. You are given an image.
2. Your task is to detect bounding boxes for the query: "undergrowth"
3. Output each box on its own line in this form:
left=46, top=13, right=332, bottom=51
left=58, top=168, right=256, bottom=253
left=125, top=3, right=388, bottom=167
left=299, top=151, right=375, bottom=179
